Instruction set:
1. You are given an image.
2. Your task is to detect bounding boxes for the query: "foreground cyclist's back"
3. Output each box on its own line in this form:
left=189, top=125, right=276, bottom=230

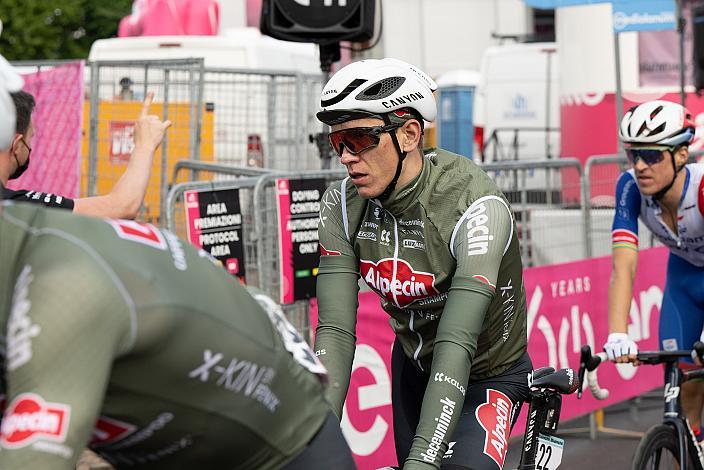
left=0, top=203, right=332, bottom=470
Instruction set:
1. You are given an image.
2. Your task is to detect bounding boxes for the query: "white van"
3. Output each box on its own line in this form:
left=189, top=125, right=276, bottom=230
left=472, top=42, right=559, bottom=163
left=88, top=27, right=320, bottom=73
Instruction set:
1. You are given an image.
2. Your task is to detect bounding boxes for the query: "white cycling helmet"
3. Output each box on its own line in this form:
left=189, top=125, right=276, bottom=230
left=0, top=52, right=23, bottom=150
left=317, top=58, right=438, bottom=126
left=619, top=100, right=695, bottom=147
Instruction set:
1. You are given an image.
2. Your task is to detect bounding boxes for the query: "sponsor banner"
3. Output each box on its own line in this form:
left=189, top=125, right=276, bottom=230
left=184, top=188, right=245, bottom=280
left=639, top=26, right=693, bottom=87
left=109, top=121, right=136, bottom=164
left=6, top=62, right=84, bottom=198
left=311, top=247, right=668, bottom=469
left=512, top=246, right=667, bottom=436
left=276, top=178, right=326, bottom=304
left=523, top=0, right=611, bottom=7
left=612, top=0, right=676, bottom=33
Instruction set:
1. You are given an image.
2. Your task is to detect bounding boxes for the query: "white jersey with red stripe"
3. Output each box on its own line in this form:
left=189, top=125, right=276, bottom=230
left=611, top=163, right=704, bottom=267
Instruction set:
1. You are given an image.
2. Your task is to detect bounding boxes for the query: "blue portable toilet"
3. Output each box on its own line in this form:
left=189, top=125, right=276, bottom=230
left=436, top=70, right=480, bottom=159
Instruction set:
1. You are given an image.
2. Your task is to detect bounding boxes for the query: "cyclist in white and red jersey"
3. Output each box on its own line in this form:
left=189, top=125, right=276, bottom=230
left=606, top=100, right=704, bottom=441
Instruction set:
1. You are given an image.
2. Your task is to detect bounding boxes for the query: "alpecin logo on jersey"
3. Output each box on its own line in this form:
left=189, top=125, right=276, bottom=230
left=360, top=258, right=439, bottom=308
left=0, top=393, right=71, bottom=449
left=475, top=389, right=513, bottom=469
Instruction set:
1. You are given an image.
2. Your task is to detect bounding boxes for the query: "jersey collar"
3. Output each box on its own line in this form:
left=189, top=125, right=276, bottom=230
left=374, top=153, right=429, bottom=215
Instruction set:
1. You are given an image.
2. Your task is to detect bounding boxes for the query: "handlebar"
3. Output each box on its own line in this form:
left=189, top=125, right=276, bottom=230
left=578, top=341, right=704, bottom=400
left=577, top=345, right=609, bottom=400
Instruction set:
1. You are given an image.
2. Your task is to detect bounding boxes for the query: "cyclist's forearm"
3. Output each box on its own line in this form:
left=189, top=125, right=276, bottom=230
left=608, top=261, right=636, bottom=333
left=314, top=327, right=356, bottom=418
left=404, top=280, right=491, bottom=469
left=404, top=342, right=471, bottom=470
left=314, top=271, right=359, bottom=418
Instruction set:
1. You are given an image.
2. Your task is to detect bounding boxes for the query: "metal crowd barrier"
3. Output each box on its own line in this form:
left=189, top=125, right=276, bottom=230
left=480, top=158, right=584, bottom=266
left=172, top=160, right=272, bottom=182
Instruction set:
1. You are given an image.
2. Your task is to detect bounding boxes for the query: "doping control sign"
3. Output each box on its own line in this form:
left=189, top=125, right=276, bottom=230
left=276, top=178, right=327, bottom=304
left=185, top=188, right=246, bottom=281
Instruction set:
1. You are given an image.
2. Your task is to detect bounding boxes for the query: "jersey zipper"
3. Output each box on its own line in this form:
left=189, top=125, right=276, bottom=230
left=656, top=207, right=682, bottom=248
left=387, top=210, right=424, bottom=371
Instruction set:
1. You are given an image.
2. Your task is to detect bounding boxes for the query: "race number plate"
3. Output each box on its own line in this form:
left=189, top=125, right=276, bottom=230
left=536, top=434, right=564, bottom=469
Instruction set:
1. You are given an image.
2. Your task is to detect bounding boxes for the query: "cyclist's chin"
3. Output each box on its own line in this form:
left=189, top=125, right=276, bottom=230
left=637, top=180, right=665, bottom=196
left=353, top=181, right=383, bottom=199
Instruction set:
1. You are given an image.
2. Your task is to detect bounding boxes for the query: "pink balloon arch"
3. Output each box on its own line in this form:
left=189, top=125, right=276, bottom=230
left=118, top=0, right=221, bottom=37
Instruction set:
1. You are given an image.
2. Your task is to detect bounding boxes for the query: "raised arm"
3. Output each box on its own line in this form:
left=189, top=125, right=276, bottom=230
left=73, top=92, right=171, bottom=219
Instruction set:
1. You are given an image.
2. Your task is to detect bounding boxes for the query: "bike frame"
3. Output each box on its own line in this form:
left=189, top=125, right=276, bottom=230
left=661, top=360, right=704, bottom=470
left=517, top=389, right=563, bottom=469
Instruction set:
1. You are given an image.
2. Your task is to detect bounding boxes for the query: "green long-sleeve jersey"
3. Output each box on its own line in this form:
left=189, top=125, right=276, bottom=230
left=315, top=148, right=528, bottom=469
left=0, top=203, right=329, bottom=470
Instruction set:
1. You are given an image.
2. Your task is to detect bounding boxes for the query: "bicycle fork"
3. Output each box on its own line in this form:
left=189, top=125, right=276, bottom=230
left=517, top=393, right=562, bottom=470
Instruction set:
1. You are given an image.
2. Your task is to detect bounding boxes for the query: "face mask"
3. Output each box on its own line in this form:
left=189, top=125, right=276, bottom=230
left=9, top=154, right=29, bottom=180
left=9, top=137, right=31, bottom=180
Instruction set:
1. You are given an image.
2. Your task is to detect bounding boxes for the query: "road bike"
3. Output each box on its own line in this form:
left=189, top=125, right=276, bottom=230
left=578, top=342, right=704, bottom=470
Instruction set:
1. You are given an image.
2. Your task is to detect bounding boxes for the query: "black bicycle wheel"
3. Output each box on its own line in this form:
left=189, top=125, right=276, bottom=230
left=631, top=424, right=694, bottom=470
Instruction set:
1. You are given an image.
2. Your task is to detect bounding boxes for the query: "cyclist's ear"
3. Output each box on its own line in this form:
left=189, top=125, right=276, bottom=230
left=674, top=145, right=689, bottom=166
left=399, top=119, right=422, bottom=153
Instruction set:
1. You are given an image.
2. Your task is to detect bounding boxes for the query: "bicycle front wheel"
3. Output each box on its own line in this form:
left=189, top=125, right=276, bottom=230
left=631, top=424, right=693, bottom=470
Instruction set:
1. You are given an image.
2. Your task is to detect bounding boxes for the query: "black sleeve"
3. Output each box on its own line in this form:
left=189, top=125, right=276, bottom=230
left=2, top=188, right=75, bottom=210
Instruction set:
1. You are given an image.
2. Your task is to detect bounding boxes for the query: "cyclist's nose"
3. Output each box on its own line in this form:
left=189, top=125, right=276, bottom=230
left=339, top=145, right=359, bottom=166
left=633, top=158, right=649, bottom=171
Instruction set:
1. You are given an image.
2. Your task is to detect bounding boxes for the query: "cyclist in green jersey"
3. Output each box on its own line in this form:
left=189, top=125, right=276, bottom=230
left=314, top=58, right=531, bottom=470
left=0, top=56, right=355, bottom=470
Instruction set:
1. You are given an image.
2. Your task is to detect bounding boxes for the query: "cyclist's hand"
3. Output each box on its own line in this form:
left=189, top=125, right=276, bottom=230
left=604, top=332, right=638, bottom=363
left=133, top=92, right=172, bottom=151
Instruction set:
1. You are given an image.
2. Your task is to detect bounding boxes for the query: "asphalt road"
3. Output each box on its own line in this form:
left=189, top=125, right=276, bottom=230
left=505, top=388, right=666, bottom=469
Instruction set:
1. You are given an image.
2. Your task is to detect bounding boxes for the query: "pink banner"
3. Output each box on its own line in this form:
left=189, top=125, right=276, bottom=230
left=513, top=246, right=668, bottom=435
left=276, top=178, right=294, bottom=304
left=184, top=190, right=202, bottom=247
left=561, top=91, right=704, bottom=164
left=312, top=247, right=670, bottom=469
left=7, top=62, right=84, bottom=199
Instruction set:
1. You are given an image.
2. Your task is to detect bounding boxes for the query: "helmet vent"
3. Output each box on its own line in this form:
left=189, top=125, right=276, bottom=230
left=637, top=121, right=666, bottom=137
left=649, top=105, right=663, bottom=119
left=356, top=77, right=406, bottom=101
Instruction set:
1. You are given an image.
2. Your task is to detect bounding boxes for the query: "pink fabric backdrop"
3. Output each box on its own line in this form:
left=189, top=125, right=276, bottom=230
left=7, top=62, right=84, bottom=199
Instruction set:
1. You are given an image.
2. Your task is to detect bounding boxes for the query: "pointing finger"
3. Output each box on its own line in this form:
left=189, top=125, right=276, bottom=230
left=140, top=91, right=155, bottom=118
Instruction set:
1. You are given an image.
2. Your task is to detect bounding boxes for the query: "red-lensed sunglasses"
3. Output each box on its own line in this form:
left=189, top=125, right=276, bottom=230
left=328, top=124, right=401, bottom=157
